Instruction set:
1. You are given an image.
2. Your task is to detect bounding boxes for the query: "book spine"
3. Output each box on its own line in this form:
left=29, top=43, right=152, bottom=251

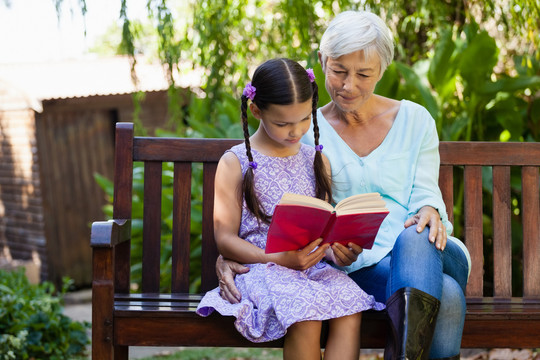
left=320, top=212, right=337, bottom=243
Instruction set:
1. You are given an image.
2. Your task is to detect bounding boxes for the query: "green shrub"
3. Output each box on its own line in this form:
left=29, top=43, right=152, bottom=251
left=0, top=268, right=89, bottom=360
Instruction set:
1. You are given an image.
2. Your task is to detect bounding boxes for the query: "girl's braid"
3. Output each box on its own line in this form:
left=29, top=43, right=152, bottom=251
left=311, top=81, right=333, bottom=203
left=241, top=95, right=254, bottom=163
left=240, top=95, right=271, bottom=223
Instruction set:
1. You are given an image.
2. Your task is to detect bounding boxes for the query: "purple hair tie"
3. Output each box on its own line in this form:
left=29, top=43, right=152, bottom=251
left=306, top=68, right=315, bottom=83
left=248, top=161, right=258, bottom=170
left=243, top=83, right=256, bottom=100
left=315, top=144, right=323, bottom=152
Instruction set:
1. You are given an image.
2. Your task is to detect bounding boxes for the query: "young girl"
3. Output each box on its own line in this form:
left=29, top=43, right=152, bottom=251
left=196, top=58, right=384, bottom=360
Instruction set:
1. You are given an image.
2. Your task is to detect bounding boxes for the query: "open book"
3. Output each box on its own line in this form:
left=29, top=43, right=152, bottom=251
left=265, top=192, right=389, bottom=254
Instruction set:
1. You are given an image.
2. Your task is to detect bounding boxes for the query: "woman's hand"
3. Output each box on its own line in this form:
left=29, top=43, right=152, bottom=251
left=325, top=243, right=363, bottom=266
left=216, top=255, right=249, bottom=304
left=404, top=205, right=447, bottom=250
left=271, top=238, right=330, bottom=270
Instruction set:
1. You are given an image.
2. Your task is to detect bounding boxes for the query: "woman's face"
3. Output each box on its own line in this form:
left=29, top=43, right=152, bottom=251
left=322, top=50, right=381, bottom=113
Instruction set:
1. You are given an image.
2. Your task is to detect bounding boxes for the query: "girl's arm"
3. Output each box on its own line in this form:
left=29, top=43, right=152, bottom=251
left=214, top=152, right=329, bottom=270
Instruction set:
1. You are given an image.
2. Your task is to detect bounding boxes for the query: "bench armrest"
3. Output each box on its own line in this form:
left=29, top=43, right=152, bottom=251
left=91, top=219, right=131, bottom=248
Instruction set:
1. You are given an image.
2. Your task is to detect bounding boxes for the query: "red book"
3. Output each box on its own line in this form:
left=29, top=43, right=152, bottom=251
left=265, top=192, right=389, bottom=254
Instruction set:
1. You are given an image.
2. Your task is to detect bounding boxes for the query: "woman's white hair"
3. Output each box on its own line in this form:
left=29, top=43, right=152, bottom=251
left=319, top=10, right=394, bottom=77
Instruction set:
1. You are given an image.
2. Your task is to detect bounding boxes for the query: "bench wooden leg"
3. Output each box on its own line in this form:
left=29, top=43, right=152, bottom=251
left=114, top=345, right=128, bottom=360
left=92, top=290, right=115, bottom=359
left=92, top=247, right=115, bottom=359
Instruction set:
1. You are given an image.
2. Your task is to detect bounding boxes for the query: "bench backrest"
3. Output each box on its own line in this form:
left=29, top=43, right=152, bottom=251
left=439, top=142, right=540, bottom=298
left=111, top=123, right=540, bottom=299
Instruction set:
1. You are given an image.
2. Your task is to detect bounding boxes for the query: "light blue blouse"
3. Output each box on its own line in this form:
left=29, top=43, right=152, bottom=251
left=302, top=100, right=452, bottom=273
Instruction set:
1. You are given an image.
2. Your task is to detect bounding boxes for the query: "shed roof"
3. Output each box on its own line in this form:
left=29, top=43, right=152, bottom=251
left=0, top=56, right=202, bottom=112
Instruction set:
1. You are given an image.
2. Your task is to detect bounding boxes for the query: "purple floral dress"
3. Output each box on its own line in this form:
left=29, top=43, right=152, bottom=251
left=196, top=143, right=385, bottom=343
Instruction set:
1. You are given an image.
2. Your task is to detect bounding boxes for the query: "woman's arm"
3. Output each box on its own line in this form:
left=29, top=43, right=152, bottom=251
left=405, top=205, right=447, bottom=250
left=405, top=112, right=449, bottom=250
left=216, top=254, right=248, bottom=304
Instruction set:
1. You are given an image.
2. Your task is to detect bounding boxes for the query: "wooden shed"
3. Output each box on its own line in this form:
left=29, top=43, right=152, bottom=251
left=0, top=56, right=195, bottom=287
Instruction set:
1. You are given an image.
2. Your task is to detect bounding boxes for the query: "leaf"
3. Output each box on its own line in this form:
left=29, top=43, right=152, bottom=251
left=375, top=63, right=400, bottom=98
left=459, top=30, right=498, bottom=90
left=428, top=28, right=456, bottom=91
left=313, top=63, right=331, bottom=107
left=395, top=62, right=439, bottom=118
left=479, top=75, right=540, bottom=94
left=491, top=95, right=526, bottom=140
left=93, top=173, right=113, bottom=198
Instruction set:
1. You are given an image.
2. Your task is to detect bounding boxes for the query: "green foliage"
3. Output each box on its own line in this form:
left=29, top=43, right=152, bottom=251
left=0, top=269, right=89, bottom=359
left=375, top=24, right=540, bottom=143
left=87, top=0, right=539, bottom=295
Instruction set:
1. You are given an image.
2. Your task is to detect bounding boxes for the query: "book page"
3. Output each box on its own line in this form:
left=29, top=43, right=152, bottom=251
left=279, top=193, right=334, bottom=212
left=336, top=207, right=389, bottom=216
left=335, top=193, right=385, bottom=212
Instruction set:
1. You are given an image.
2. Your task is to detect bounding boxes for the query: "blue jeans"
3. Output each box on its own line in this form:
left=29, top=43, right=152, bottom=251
left=348, top=226, right=470, bottom=358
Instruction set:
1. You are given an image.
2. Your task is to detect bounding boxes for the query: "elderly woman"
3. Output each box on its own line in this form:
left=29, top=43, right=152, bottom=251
left=217, top=10, right=471, bottom=360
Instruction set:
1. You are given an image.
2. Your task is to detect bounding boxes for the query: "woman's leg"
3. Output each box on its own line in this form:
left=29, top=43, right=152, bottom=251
left=387, top=226, right=443, bottom=298
left=324, top=313, right=362, bottom=360
left=348, top=255, right=390, bottom=303
left=283, top=320, right=322, bottom=360
left=388, top=227, right=469, bottom=359
left=384, top=227, right=443, bottom=359
left=350, top=227, right=470, bottom=359
left=430, top=237, right=469, bottom=359
left=388, top=228, right=469, bottom=299
left=429, top=274, right=466, bottom=359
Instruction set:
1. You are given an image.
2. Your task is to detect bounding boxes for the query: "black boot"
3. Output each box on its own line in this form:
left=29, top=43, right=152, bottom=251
left=432, top=356, right=460, bottom=360
left=384, top=287, right=441, bottom=360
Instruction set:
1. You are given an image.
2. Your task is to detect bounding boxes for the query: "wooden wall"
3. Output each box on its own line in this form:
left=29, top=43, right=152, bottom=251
left=1, top=90, right=185, bottom=287
left=35, top=108, right=115, bottom=286
left=0, top=108, right=48, bottom=280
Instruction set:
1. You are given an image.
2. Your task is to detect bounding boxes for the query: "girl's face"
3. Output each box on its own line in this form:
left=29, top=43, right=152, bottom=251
left=322, top=49, right=381, bottom=113
left=251, top=100, right=312, bottom=150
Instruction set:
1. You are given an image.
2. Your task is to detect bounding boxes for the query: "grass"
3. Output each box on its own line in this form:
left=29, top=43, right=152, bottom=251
left=138, top=347, right=283, bottom=360
left=137, top=348, right=540, bottom=360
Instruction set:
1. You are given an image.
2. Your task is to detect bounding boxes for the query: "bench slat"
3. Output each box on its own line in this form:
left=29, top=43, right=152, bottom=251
left=493, top=166, right=512, bottom=298
left=464, top=165, right=484, bottom=297
left=522, top=166, right=540, bottom=298
left=115, top=293, right=203, bottom=301
left=113, top=124, right=134, bottom=294
left=440, top=142, right=540, bottom=166
left=142, top=161, right=163, bottom=293
left=133, top=137, right=241, bottom=162
left=172, top=162, right=192, bottom=293
left=113, top=294, right=540, bottom=317
left=113, top=123, right=135, bottom=219
left=201, top=162, right=220, bottom=291
left=439, top=165, right=454, bottom=229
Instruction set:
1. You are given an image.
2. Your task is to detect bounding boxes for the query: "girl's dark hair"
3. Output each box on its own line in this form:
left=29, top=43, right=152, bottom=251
left=240, top=58, right=332, bottom=223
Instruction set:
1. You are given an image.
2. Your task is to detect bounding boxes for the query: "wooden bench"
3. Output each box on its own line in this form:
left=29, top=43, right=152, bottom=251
left=91, top=122, right=540, bottom=359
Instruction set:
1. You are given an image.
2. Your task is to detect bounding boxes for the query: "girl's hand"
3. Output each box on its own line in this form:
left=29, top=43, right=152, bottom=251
left=326, top=243, right=363, bottom=266
left=404, top=205, right=447, bottom=250
left=272, top=238, right=330, bottom=270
